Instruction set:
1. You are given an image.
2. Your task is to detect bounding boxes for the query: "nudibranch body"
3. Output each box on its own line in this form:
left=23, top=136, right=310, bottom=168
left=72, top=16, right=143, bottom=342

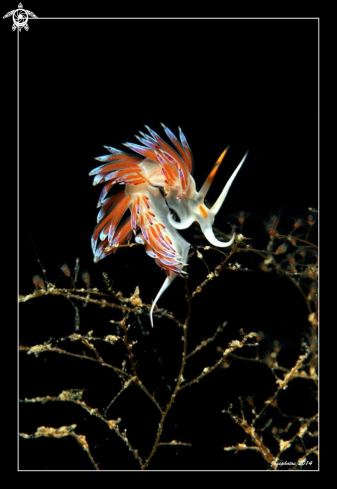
left=90, top=125, right=247, bottom=326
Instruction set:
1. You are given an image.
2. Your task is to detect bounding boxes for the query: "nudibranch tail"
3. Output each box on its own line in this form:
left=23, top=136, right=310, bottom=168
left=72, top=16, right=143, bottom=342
left=150, top=274, right=177, bottom=328
left=90, top=125, right=247, bottom=326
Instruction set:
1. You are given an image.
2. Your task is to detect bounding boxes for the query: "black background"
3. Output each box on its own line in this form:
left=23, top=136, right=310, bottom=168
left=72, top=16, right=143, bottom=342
left=19, top=18, right=318, bottom=294
left=17, top=17, right=318, bottom=470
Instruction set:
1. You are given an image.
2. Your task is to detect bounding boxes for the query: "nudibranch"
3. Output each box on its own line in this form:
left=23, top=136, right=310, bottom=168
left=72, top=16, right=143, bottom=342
left=90, top=125, right=248, bottom=326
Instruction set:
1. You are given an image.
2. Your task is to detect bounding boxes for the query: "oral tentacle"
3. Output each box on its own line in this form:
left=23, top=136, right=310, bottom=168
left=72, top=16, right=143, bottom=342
left=200, top=223, right=236, bottom=248
left=199, top=146, right=229, bottom=199
left=210, top=151, right=248, bottom=216
left=167, top=211, right=194, bottom=230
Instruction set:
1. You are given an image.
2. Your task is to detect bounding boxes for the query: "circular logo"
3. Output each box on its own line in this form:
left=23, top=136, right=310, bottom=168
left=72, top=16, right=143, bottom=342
left=3, top=4, right=37, bottom=32
left=13, top=8, right=28, bottom=28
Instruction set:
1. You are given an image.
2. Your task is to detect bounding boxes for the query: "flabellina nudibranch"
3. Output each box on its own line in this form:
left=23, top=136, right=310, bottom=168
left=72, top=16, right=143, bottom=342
left=90, top=125, right=248, bottom=327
